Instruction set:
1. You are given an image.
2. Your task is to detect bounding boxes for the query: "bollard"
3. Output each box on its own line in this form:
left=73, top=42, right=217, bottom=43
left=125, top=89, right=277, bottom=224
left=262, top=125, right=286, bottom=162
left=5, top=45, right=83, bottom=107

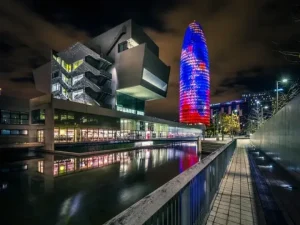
left=197, top=136, right=202, bottom=155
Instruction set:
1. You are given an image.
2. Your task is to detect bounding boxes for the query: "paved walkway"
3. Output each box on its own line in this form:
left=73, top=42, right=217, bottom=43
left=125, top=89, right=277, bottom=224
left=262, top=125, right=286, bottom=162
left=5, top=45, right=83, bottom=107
left=206, top=146, right=264, bottom=225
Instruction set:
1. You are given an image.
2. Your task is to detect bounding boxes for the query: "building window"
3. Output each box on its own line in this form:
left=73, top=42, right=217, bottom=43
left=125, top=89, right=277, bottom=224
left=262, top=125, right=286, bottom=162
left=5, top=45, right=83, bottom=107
left=73, top=59, right=84, bottom=70
left=61, top=60, right=72, bottom=73
left=31, top=109, right=45, bottom=124
left=0, top=129, right=28, bottom=136
left=127, top=38, right=138, bottom=48
left=72, top=89, right=84, bottom=100
left=0, top=110, right=29, bottom=125
left=142, top=68, right=167, bottom=91
left=52, top=83, right=60, bottom=92
left=72, top=74, right=84, bottom=85
left=10, top=130, right=20, bottom=135
left=62, top=73, right=70, bottom=86
left=118, top=41, right=128, bottom=52
left=52, top=71, right=59, bottom=79
left=1, top=129, right=10, bottom=135
left=38, top=161, right=44, bottom=173
left=62, top=87, right=68, bottom=98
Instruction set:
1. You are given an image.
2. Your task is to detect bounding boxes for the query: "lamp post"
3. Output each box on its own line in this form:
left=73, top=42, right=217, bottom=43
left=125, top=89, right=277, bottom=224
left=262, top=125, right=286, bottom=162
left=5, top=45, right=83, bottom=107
left=255, top=100, right=260, bottom=128
left=261, top=106, right=268, bottom=124
left=276, top=78, right=288, bottom=112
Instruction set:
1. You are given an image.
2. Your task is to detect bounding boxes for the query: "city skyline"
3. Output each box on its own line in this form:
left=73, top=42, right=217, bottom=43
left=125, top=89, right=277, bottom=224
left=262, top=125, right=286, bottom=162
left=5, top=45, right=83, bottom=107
left=1, top=0, right=300, bottom=120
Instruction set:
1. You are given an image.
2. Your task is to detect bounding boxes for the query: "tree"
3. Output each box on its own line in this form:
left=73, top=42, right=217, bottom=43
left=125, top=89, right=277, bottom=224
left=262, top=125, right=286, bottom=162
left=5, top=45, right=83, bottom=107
left=246, top=108, right=263, bottom=133
left=221, top=113, right=240, bottom=137
left=205, top=123, right=215, bottom=138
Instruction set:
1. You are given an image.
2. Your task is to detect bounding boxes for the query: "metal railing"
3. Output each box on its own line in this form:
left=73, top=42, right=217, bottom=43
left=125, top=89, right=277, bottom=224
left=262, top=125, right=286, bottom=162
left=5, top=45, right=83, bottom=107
left=104, top=139, right=237, bottom=225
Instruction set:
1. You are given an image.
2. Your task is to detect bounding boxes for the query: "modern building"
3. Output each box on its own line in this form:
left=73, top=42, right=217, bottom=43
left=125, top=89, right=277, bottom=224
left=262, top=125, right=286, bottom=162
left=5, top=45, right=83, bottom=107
left=0, top=20, right=204, bottom=148
left=242, top=91, right=273, bottom=109
left=179, top=21, right=210, bottom=126
left=210, top=99, right=248, bottom=131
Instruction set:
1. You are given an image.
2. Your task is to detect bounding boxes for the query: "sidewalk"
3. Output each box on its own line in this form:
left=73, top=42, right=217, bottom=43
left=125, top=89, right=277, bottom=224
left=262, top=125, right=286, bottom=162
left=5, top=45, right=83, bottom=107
left=206, top=146, right=265, bottom=225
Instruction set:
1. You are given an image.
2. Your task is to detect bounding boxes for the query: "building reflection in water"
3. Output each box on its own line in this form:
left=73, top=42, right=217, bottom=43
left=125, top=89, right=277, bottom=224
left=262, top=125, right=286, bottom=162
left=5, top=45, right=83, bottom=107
left=1, top=142, right=201, bottom=225
left=37, top=142, right=199, bottom=177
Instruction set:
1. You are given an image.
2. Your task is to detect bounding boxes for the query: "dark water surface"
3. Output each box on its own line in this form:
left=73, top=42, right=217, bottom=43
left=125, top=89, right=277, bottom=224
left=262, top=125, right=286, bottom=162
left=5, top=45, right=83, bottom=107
left=0, top=143, right=206, bottom=225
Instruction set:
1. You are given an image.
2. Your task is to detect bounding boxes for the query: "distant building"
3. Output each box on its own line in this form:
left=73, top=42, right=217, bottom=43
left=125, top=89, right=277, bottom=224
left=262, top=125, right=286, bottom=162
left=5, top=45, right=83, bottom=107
left=241, top=90, right=278, bottom=120
left=210, top=100, right=248, bottom=132
left=179, top=21, right=210, bottom=126
left=242, top=91, right=273, bottom=110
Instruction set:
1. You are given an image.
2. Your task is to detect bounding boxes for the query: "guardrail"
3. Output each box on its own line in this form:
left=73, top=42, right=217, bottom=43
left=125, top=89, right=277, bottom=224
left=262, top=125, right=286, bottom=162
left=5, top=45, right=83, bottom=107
left=104, top=139, right=237, bottom=225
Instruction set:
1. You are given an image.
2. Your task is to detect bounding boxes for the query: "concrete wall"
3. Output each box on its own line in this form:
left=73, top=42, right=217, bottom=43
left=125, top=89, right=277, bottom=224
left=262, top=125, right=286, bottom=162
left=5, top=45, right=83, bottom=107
left=251, top=94, right=300, bottom=180
left=116, top=44, right=145, bottom=89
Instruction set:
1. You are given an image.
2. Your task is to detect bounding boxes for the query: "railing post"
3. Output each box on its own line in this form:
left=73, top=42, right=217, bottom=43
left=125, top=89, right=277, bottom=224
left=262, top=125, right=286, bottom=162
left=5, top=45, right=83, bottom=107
left=197, top=137, right=202, bottom=155
left=181, top=187, right=190, bottom=225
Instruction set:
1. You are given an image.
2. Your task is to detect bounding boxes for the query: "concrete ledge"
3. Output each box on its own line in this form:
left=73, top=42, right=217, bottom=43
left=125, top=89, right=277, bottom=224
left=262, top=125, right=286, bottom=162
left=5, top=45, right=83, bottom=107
left=0, top=142, right=44, bottom=149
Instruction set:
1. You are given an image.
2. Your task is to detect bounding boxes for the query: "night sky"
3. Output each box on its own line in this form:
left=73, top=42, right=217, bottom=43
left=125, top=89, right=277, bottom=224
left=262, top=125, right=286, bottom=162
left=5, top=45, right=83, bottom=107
left=0, top=0, right=300, bottom=120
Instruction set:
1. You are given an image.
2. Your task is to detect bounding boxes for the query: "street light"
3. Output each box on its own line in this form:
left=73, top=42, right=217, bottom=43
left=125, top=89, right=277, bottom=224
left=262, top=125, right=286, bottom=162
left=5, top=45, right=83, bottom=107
left=261, top=105, right=269, bottom=124
left=276, top=78, right=288, bottom=112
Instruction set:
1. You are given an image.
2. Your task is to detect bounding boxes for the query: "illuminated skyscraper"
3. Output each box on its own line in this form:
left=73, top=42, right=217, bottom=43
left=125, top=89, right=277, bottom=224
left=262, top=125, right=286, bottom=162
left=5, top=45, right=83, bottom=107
left=179, top=21, right=210, bottom=126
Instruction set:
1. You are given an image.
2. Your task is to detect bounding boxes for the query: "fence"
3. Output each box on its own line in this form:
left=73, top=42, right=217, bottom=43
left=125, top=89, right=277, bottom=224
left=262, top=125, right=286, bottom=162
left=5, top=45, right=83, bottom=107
left=104, top=139, right=237, bottom=225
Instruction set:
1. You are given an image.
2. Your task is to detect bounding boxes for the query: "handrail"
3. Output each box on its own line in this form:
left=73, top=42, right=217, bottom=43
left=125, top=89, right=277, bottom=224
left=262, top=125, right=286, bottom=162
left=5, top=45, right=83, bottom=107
left=103, top=139, right=236, bottom=225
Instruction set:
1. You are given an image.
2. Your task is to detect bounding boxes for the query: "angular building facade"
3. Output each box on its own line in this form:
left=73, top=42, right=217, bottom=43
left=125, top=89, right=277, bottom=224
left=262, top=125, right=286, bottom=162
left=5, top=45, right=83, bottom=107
left=33, top=20, right=171, bottom=116
left=179, top=21, right=210, bottom=126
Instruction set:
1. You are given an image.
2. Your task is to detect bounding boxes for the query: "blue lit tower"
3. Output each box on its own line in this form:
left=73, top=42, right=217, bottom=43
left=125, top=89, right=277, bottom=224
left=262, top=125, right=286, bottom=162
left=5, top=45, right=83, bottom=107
left=179, top=21, right=210, bottom=126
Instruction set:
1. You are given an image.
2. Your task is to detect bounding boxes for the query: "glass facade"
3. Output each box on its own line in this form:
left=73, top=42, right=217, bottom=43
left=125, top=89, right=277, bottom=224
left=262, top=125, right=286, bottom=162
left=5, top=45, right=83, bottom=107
left=180, top=21, right=210, bottom=125
left=52, top=108, right=201, bottom=143
left=0, top=129, right=28, bottom=136
left=31, top=109, right=45, bottom=124
left=0, top=109, right=29, bottom=125
left=116, top=92, right=145, bottom=115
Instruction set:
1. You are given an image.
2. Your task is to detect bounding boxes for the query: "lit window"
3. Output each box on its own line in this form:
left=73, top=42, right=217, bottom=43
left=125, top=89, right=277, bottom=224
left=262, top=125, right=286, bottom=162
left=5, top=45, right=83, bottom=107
left=62, top=60, right=72, bottom=72
left=62, top=73, right=70, bottom=86
left=20, top=130, right=28, bottom=135
left=62, top=88, right=68, bottom=98
left=72, top=74, right=84, bottom=85
left=127, top=38, right=138, bottom=49
left=38, top=161, right=44, bottom=173
left=1, top=129, right=10, bottom=135
left=52, top=83, right=60, bottom=92
left=142, top=68, right=167, bottom=91
left=73, top=59, right=84, bottom=71
left=72, top=89, right=84, bottom=100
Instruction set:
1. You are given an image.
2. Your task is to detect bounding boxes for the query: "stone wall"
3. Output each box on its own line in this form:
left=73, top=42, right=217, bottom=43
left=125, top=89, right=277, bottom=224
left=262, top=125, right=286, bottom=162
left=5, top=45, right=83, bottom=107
left=251, top=94, right=300, bottom=180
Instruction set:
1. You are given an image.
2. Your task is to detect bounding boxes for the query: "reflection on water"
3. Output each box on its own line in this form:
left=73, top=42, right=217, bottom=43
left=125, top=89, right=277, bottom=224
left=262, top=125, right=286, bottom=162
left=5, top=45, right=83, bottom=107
left=0, top=143, right=205, bottom=225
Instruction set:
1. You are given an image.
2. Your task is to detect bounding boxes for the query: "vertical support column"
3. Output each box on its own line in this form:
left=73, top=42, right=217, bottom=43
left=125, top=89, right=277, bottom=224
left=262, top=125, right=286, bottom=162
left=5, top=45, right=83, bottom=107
left=44, top=104, right=54, bottom=151
left=197, top=136, right=202, bottom=155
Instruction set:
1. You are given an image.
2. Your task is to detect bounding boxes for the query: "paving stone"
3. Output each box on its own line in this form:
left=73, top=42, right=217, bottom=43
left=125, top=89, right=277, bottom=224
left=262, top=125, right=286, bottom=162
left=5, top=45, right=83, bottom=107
left=205, top=147, right=264, bottom=225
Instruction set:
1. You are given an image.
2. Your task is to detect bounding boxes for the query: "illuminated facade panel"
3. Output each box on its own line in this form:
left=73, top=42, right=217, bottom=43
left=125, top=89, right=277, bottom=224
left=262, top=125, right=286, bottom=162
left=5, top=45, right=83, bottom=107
left=179, top=21, right=210, bottom=126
